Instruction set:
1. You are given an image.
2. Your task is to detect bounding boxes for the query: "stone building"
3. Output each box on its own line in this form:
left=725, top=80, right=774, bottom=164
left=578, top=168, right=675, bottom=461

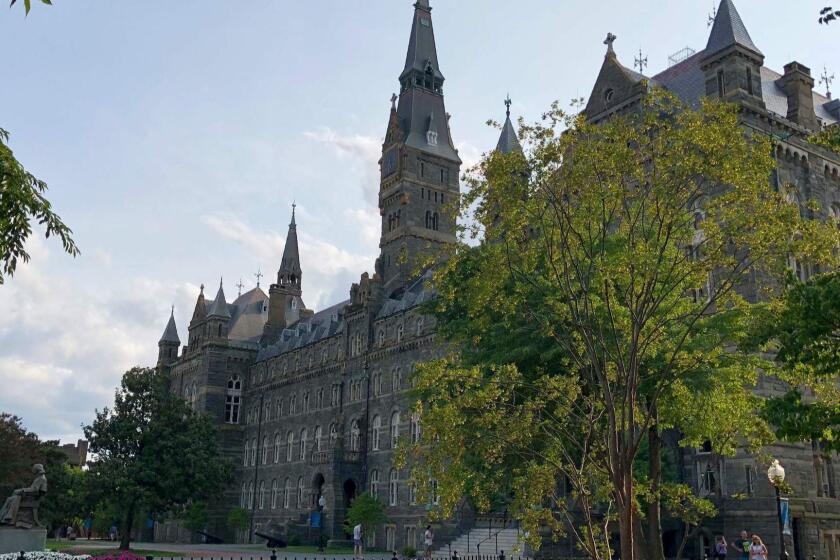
left=152, top=0, right=840, bottom=558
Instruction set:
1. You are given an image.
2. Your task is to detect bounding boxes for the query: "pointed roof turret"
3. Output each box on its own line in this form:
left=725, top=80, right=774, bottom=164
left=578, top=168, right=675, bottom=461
left=191, top=284, right=207, bottom=323
left=496, top=96, right=522, bottom=154
left=705, top=0, right=762, bottom=58
left=159, top=306, right=180, bottom=345
left=278, top=204, right=302, bottom=287
left=208, top=278, right=231, bottom=318
left=401, top=0, right=443, bottom=83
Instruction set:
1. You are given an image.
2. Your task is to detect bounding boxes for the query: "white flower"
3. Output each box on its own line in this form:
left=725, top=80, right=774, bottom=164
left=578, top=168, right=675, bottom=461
left=0, top=552, right=90, bottom=560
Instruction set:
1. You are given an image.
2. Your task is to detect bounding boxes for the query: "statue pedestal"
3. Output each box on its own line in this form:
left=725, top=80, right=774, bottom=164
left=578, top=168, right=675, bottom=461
left=0, top=527, right=47, bottom=554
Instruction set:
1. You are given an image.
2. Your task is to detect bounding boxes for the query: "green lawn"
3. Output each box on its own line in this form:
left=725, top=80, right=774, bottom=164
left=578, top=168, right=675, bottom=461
left=44, top=540, right=355, bottom=557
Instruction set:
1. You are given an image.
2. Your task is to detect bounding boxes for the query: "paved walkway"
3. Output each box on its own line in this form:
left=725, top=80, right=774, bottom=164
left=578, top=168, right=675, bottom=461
left=55, top=541, right=384, bottom=560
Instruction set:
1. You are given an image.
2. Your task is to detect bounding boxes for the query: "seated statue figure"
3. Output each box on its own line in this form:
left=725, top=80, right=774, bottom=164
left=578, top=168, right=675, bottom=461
left=0, top=464, right=48, bottom=529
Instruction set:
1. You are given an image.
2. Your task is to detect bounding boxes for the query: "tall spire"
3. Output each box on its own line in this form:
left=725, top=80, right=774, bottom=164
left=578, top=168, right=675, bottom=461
left=278, top=204, right=302, bottom=288
left=159, top=306, right=180, bottom=345
left=496, top=95, right=522, bottom=154
left=705, top=0, right=762, bottom=58
left=208, top=278, right=230, bottom=318
left=401, top=0, right=441, bottom=84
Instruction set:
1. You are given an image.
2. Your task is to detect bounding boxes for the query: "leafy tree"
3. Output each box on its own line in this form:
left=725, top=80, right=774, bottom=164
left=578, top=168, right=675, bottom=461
left=0, top=128, right=79, bottom=284
left=810, top=125, right=840, bottom=155
left=343, top=492, right=386, bottom=535
left=181, top=502, right=209, bottom=534
left=226, top=507, right=250, bottom=533
left=0, top=413, right=42, bottom=497
left=402, top=91, right=839, bottom=560
left=83, top=367, right=233, bottom=549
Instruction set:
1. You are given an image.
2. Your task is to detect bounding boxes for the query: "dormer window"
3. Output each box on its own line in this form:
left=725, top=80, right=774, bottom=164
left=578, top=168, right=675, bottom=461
left=426, top=129, right=438, bottom=146
left=604, top=88, right=615, bottom=102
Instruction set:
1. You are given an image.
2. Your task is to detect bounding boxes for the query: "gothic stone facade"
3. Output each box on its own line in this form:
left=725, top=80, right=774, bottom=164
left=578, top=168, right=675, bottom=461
left=153, top=0, right=840, bottom=558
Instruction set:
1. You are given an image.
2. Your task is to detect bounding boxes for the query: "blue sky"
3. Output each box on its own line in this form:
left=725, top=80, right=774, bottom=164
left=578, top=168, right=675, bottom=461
left=0, top=0, right=835, bottom=443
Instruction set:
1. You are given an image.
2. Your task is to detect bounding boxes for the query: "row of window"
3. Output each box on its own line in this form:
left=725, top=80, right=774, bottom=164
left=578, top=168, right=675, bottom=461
left=245, top=386, right=332, bottom=425
left=369, top=469, right=437, bottom=507
left=243, top=412, right=421, bottom=467
left=241, top=477, right=307, bottom=511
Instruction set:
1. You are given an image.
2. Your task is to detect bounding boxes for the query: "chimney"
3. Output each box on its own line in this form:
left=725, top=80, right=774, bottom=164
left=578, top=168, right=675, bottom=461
left=781, top=62, right=819, bottom=131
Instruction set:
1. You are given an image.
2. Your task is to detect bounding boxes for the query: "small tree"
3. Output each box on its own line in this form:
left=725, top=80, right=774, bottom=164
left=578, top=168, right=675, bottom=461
left=84, top=367, right=233, bottom=549
left=344, top=492, right=386, bottom=535
left=181, top=502, right=209, bottom=534
left=227, top=507, right=250, bottom=534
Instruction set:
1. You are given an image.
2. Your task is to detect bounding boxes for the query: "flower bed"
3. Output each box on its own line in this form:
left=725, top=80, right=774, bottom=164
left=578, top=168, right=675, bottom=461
left=0, top=553, right=90, bottom=560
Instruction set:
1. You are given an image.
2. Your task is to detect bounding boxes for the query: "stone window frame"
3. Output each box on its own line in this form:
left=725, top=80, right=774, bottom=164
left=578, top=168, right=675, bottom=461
left=271, top=479, right=279, bottom=509
left=258, top=480, right=266, bottom=509
left=286, top=431, right=295, bottom=462
left=283, top=478, right=291, bottom=509
left=390, top=411, right=401, bottom=449
left=299, top=428, right=308, bottom=461
left=314, top=425, right=322, bottom=452
left=273, top=433, right=282, bottom=464
left=389, top=469, right=399, bottom=506
left=370, top=469, right=379, bottom=498
left=372, top=415, right=382, bottom=451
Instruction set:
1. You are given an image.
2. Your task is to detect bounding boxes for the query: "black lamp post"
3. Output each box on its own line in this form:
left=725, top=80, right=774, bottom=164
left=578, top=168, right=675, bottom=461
left=767, top=460, right=790, bottom=560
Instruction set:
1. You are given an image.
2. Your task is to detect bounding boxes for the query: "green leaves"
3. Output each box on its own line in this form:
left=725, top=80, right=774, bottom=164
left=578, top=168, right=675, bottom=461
left=343, top=492, right=386, bottom=533
left=9, top=0, right=52, bottom=16
left=0, top=128, right=78, bottom=284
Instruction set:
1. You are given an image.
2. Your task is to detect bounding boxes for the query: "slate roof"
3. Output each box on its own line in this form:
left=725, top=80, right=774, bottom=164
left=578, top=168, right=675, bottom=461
left=279, top=208, right=301, bottom=277
left=496, top=115, right=522, bottom=154
left=159, top=311, right=180, bottom=344
left=401, top=0, right=443, bottom=82
left=227, top=287, right=270, bottom=343
left=652, top=55, right=839, bottom=127
left=208, top=281, right=231, bottom=318
left=705, top=0, right=762, bottom=58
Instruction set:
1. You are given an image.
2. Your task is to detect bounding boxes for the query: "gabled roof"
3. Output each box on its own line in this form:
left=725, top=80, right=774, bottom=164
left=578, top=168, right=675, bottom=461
left=705, top=0, right=762, bottom=58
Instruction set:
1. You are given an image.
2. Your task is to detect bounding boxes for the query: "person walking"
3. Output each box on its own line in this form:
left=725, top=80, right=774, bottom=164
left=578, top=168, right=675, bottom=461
left=353, top=522, right=363, bottom=560
left=424, top=525, right=434, bottom=560
left=732, top=530, right=751, bottom=560
left=714, top=535, right=727, bottom=560
left=749, top=535, right=768, bottom=560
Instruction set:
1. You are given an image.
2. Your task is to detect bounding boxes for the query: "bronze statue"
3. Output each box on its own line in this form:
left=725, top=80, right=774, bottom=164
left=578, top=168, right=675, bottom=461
left=0, top=464, right=48, bottom=529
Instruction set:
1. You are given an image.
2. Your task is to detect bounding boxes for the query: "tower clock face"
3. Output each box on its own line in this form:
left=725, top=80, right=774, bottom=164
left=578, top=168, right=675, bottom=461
left=382, top=147, right=398, bottom=177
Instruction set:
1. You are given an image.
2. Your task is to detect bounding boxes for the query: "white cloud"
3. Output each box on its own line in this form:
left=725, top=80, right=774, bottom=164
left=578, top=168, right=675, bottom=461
left=304, top=127, right=382, bottom=207
left=201, top=212, right=376, bottom=310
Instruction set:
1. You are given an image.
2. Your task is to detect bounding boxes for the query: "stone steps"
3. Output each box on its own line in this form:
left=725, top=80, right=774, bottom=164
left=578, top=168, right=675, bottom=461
left=432, top=527, right=527, bottom=558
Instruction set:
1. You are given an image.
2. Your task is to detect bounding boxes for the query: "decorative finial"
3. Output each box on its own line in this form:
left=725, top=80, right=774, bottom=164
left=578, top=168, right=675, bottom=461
left=820, top=66, right=835, bottom=99
left=235, top=279, right=245, bottom=297
left=707, top=2, right=717, bottom=27
left=290, top=201, right=297, bottom=226
left=170, top=304, right=175, bottom=317
left=391, top=93, right=398, bottom=109
left=634, top=48, right=648, bottom=73
left=604, top=33, right=617, bottom=54
left=504, top=94, right=512, bottom=118
left=254, top=268, right=263, bottom=288
left=200, top=283, right=204, bottom=294
left=219, top=277, right=223, bottom=290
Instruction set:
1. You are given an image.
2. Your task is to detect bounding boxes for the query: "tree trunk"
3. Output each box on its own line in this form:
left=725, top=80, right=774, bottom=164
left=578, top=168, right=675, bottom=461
left=617, top=465, right=635, bottom=560
left=646, top=414, right=665, bottom=560
left=120, top=500, right=136, bottom=550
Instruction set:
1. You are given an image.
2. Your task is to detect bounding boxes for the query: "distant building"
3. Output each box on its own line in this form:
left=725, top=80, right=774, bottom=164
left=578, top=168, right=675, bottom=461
left=57, top=439, right=88, bottom=468
left=152, top=0, right=840, bottom=558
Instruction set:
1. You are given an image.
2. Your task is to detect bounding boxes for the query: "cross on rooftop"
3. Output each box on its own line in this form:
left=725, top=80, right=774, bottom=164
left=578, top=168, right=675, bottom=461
left=603, top=33, right=617, bottom=54
left=820, top=66, right=835, bottom=99
left=391, top=93, right=398, bottom=108
left=254, top=268, right=263, bottom=288
left=634, top=48, right=648, bottom=73
left=504, top=94, right=512, bottom=117
left=707, top=3, right=717, bottom=27
left=235, top=279, right=245, bottom=297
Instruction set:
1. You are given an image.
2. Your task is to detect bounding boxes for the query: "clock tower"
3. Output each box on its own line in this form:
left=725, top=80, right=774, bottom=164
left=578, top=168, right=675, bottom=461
left=378, top=0, right=461, bottom=293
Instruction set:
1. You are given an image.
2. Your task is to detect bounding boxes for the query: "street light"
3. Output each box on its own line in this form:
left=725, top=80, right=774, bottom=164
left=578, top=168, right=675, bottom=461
left=767, top=460, right=789, bottom=560
left=317, top=495, right=327, bottom=553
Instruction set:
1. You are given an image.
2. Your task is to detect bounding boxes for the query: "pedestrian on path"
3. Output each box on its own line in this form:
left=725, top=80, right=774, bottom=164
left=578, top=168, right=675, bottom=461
left=353, top=522, right=363, bottom=560
left=714, top=535, right=727, bottom=559
left=424, top=525, right=434, bottom=560
left=732, top=529, right=750, bottom=560
left=749, top=534, right=768, bottom=560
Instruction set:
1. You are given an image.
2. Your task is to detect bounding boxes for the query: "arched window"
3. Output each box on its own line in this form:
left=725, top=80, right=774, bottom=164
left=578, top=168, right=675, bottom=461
left=190, top=382, right=198, bottom=409
left=425, top=211, right=431, bottom=229
left=274, top=433, right=282, bottom=463
left=303, top=392, right=310, bottom=412
left=247, top=481, right=254, bottom=510
left=372, top=415, right=382, bottom=451
left=378, top=329, right=386, bottom=347
left=241, top=482, right=247, bottom=507
left=277, top=399, right=284, bottom=418
left=299, top=428, right=308, bottom=461
left=370, top=469, right=379, bottom=498
left=225, top=376, right=242, bottom=424
left=283, top=478, right=291, bottom=509
left=251, top=438, right=257, bottom=467
left=410, top=413, right=421, bottom=444
left=297, top=477, right=305, bottom=509
left=243, top=440, right=250, bottom=467
left=258, top=481, right=266, bottom=509
left=286, top=431, right=295, bottom=462
left=329, top=423, right=338, bottom=445
left=416, top=317, right=424, bottom=336
left=389, top=469, right=398, bottom=506
left=262, top=436, right=269, bottom=465
left=432, top=212, right=439, bottom=231
left=390, top=412, right=401, bottom=448
left=271, top=479, right=279, bottom=509
left=350, top=419, right=361, bottom=451
left=264, top=398, right=271, bottom=422
left=397, top=323, right=404, bottom=342
left=393, top=368, right=402, bottom=393
left=314, top=425, right=322, bottom=452
left=290, top=394, right=297, bottom=415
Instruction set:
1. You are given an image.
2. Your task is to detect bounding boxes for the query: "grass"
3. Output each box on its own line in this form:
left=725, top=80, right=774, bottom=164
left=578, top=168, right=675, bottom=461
left=44, top=540, right=356, bottom=558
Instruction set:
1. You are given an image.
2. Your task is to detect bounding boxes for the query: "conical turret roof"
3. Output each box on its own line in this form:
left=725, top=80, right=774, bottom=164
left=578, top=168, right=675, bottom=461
left=705, top=0, right=762, bottom=58
left=208, top=279, right=231, bottom=318
left=159, top=307, right=180, bottom=345
left=191, top=284, right=207, bottom=323
left=496, top=98, right=522, bottom=154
